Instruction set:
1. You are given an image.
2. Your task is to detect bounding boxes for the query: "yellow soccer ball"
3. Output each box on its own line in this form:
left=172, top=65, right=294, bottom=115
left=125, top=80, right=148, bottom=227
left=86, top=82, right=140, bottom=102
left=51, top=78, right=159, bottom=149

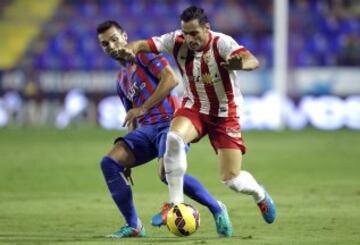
left=166, top=203, right=200, bottom=237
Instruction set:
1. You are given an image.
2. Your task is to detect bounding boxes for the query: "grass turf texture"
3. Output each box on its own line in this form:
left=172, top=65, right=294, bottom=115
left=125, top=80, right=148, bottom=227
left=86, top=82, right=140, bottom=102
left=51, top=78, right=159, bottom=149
left=0, top=128, right=359, bottom=245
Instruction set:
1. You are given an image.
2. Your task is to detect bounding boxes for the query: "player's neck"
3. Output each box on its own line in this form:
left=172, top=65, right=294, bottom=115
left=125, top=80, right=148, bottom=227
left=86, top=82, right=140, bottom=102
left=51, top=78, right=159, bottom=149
left=197, top=32, right=212, bottom=52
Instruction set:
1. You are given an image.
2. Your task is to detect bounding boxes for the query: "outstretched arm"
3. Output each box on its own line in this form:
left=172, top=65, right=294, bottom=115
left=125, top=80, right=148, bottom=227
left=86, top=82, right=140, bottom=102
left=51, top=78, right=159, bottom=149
left=109, top=40, right=152, bottom=62
left=221, top=50, right=259, bottom=71
left=126, top=40, right=152, bottom=54
left=123, top=65, right=179, bottom=126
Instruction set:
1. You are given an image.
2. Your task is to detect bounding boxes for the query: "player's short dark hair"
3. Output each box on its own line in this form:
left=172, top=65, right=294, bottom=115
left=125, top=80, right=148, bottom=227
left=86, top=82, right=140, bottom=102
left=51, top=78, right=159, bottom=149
left=180, top=6, right=208, bottom=25
left=96, top=20, right=124, bottom=34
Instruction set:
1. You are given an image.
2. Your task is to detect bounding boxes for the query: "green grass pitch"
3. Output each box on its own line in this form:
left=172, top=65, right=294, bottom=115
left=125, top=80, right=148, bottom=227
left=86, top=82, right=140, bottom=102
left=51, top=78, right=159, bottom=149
left=0, top=128, right=359, bottom=244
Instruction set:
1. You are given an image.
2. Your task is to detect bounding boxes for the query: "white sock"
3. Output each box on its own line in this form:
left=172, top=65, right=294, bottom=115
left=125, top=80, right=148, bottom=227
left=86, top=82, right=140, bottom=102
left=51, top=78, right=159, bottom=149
left=164, top=132, right=187, bottom=204
left=224, top=170, right=265, bottom=203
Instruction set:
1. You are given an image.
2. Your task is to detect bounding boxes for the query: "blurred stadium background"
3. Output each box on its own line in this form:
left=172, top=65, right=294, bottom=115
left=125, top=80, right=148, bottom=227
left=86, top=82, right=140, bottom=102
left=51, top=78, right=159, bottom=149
left=0, top=1, right=360, bottom=244
left=0, top=0, right=359, bottom=130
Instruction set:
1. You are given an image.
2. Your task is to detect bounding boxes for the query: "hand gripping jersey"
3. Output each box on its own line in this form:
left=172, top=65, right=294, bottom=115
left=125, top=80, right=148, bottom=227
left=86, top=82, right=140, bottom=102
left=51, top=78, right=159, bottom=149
left=148, top=30, right=247, bottom=118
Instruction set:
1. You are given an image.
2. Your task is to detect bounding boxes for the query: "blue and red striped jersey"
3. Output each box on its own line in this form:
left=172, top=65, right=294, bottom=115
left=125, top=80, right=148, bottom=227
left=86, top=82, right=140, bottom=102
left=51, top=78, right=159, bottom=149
left=116, top=53, right=179, bottom=126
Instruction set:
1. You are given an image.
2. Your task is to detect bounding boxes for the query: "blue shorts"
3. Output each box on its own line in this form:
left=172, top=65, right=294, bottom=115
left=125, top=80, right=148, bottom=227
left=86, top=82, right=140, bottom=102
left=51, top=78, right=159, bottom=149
left=114, top=121, right=188, bottom=167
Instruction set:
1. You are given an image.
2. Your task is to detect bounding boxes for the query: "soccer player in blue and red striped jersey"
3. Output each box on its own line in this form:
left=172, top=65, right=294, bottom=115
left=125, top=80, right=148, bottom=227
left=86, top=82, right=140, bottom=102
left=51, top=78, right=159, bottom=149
left=97, top=20, right=230, bottom=238
left=115, top=51, right=178, bottom=126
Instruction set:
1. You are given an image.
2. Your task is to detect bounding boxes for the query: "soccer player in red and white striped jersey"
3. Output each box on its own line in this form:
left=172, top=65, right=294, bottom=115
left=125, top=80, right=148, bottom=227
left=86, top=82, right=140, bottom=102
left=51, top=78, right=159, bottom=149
left=148, top=26, right=250, bottom=118
left=118, top=6, right=277, bottom=233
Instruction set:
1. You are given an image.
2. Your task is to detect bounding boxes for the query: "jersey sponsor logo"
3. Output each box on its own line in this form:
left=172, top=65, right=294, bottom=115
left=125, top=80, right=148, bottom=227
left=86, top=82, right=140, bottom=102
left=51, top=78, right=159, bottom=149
left=126, top=82, right=146, bottom=101
left=226, top=127, right=241, bottom=138
left=191, top=73, right=216, bottom=85
left=202, top=73, right=214, bottom=85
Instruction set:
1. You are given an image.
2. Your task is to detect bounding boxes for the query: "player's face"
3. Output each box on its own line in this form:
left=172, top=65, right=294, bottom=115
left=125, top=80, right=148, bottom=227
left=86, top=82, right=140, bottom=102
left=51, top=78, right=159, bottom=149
left=181, top=19, right=210, bottom=51
left=98, top=26, right=128, bottom=58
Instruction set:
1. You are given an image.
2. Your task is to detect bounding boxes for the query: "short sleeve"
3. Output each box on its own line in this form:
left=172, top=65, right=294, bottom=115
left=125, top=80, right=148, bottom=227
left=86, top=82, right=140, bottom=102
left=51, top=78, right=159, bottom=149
left=217, top=34, right=248, bottom=60
left=137, top=53, right=169, bottom=77
left=147, top=31, right=179, bottom=54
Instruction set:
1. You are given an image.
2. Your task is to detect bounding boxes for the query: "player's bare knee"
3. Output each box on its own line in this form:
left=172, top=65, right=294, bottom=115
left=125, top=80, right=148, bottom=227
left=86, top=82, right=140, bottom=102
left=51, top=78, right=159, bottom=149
left=106, top=141, right=134, bottom=168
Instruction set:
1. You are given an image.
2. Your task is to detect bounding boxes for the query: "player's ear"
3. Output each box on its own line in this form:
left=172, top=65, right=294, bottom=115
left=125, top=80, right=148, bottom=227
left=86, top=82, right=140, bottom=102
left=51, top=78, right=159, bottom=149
left=123, top=32, right=128, bottom=41
left=203, top=23, right=210, bottom=32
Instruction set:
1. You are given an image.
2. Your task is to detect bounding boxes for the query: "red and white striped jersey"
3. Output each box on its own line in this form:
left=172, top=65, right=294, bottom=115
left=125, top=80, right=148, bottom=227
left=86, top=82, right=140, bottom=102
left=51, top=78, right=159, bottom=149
left=147, top=30, right=247, bottom=118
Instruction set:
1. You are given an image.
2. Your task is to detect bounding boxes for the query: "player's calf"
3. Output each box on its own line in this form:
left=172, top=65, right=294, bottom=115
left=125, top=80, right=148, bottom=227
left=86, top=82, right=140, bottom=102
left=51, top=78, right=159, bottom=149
left=100, top=156, right=139, bottom=229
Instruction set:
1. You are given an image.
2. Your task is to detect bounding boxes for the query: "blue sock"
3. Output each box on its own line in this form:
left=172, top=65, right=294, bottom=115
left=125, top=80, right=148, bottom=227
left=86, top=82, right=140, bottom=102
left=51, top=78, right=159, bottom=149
left=100, top=156, right=138, bottom=228
left=162, top=174, right=222, bottom=215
